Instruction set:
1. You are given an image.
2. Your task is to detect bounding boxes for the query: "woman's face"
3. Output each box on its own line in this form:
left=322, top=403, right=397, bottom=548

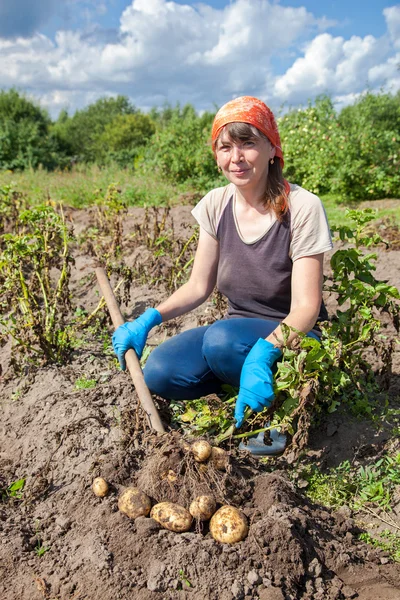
left=215, top=127, right=276, bottom=196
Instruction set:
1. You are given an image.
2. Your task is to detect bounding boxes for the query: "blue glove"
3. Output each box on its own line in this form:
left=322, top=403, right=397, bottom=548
left=112, top=308, right=162, bottom=370
left=234, top=338, right=282, bottom=428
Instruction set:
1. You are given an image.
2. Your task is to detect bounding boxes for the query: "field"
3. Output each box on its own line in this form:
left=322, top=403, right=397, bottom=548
left=0, top=175, right=399, bottom=600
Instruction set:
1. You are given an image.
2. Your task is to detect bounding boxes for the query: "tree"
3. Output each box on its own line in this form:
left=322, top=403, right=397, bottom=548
left=52, top=95, right=137, bottom=163
left=0, top=88, right=64, bottom=170
left=141, top=103, right=218, bottom=185
left=95, top=113, right=156, bottom=166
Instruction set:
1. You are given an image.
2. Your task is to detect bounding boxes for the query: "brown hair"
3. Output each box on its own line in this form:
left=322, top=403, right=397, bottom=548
left=215, top=122, right=289, bottom=221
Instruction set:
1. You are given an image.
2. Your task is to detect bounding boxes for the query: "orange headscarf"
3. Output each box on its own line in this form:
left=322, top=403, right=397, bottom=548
left=211, top=96, right=284, bottom=167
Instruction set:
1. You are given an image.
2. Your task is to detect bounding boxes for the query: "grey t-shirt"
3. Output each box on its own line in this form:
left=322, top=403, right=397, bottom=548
left=191, top=183, right=333, bottom=329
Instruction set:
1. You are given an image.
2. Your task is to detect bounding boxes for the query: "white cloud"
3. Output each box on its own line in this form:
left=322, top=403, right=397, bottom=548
left=0, top=0, right=398, bottom=117
left=272, top=26, right=398, bottom=107
left=384, top=5, right=400, bottom=49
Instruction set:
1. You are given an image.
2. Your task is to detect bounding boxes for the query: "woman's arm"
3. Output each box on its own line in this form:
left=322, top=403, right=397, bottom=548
left=266, top=253, right=324, bottom=346
left=155, top=227, right=219, bottom=321
left=234, top=253, right=325, bottom=426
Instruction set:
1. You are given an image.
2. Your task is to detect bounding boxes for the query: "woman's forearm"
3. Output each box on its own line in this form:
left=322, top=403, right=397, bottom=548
left=155, top=280, right=212, bottom=322
left=265, top=305, right=320, bottom=347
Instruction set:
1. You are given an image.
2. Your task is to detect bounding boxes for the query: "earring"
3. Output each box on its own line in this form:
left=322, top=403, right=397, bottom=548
left=270, top=158, right=274, bottom=165
left=217, top=165, right=222, bottom=172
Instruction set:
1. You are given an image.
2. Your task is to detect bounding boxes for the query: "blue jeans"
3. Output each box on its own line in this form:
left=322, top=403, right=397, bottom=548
left=144, top=318, right=320, bottom=400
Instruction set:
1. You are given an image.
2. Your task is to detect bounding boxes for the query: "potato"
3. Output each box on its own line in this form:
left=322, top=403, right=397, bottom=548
left=118, top=487, right=152, bottom=519
left=180, top=440, right=192, bottom=453
left=92, top=477, right=109, bottom=497
left=209, top=506, right=249, bottom=544
left=161, top=469, right=178, bottom=483
left=191, top=440, right=212, bottom=462
left=210, top=447, right=228, bottom=471
left=189, top=495, right=217, bottom=521
left=150, top=502, right=193, bottom=532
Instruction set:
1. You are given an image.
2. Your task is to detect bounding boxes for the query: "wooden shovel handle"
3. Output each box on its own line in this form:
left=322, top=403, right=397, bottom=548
left=95, top=267, right=165, bottom=434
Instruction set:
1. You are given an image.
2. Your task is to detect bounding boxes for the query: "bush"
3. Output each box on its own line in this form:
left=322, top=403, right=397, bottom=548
left=0, top=89, right=66, bottom=170
left=140, top=104, right=220, bottom=186
left=279, top=92, right=400, bottom=201
left=332, top=91, right=400, bottom=200
left=279, top=95, right=340, bottom=196
left=95, top=113, right=156, bottom=167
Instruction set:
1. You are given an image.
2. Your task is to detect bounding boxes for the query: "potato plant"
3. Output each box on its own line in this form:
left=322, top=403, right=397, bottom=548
left=0, top=184, right=27, bottom=238
left=0, top=203, right=74, bottom=368
left=81, top=183, right=127, bottom=262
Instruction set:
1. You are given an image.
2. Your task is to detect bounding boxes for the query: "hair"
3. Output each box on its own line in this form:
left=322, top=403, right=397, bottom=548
left=214, top=122, right=289, bottom=221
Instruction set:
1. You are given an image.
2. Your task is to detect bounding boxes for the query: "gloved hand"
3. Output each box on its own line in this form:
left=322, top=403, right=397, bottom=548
left=234, top=338, right=282, bottom=428
left=112, top=308, right=162, bottom=370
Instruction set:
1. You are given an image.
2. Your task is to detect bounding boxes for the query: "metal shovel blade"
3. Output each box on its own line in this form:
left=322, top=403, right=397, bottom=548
left=239, top=425, right=287, bottom=456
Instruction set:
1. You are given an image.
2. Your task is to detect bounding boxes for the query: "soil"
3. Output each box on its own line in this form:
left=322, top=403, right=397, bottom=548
left=0, top=205, right=399, bottom=600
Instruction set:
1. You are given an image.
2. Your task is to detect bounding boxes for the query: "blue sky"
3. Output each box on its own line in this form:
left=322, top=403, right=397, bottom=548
left=0, top=0, right=399, bottom=117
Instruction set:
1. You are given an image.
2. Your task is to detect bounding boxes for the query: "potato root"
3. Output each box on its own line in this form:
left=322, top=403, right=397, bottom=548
left=92, top=477, right=109, bottom=497
left=191, top=440, right=212, bottom=462
left=118, top=487, right=152, bottom=519
left=150, top=502, right=193, bottom=532
left=210, top=447, right=228, bottom=471
left=189, top=495, right=217, bottom=521
left=210, top=506, right=249, bottom=544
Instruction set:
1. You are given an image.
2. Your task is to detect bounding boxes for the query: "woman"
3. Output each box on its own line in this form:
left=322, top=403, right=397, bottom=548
left=112, top=96, right=333, bottom=434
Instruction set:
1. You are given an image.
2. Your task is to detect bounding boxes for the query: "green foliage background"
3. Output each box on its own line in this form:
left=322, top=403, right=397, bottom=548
left=0, top=88, right=399, bottom=201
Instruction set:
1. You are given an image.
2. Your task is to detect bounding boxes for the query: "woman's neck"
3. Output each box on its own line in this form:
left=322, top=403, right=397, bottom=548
left=235, top=187, right=268, bottom=212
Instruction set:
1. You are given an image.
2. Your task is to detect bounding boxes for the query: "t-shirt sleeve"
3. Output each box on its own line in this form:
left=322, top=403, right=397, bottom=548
left=289, top=187, right=333, bottom=262
left=191, top=185, right=232, bottom=240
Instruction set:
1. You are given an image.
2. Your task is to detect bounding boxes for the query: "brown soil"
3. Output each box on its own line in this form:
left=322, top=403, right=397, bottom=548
left=0, top=206, right=399, bottom=600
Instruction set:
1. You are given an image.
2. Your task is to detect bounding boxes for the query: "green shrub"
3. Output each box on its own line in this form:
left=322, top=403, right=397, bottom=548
left=279, top=92, right=400, bottom=201
left=139, top=103, right=221, bottom=186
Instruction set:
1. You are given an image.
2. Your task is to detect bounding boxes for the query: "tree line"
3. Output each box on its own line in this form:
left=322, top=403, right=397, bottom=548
left=0, top=88, right=399, bottom=201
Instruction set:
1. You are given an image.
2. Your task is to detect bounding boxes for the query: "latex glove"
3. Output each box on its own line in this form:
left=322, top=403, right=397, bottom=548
left=112, top=308, right=162, bottom=370
left=234, top=338, right=282, bottom=428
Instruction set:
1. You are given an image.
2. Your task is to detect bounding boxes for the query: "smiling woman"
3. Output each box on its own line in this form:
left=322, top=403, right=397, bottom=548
left=112, top=95, right=333, bottom=455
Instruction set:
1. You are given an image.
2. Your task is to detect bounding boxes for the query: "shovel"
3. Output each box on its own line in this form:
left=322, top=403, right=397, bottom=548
left=95, top=267, right=165, bottom=434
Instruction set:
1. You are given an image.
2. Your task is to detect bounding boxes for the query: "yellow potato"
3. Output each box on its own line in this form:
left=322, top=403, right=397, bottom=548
left=210, top=506, right=249, bottom=544
left=161, top=469, right=178, bottom=482
left=150, top=502, right=193, bottom=532
left=191, top=440, right=212, bottom=462
left=189, top=495, right=217, bottom=521
left=180, top=440, right=192, bottom=453
left=118, top=487, right=152, bottom=519
left=210, top=447, right=228, bottom=471
left=92, top=477, right=109, bottom=497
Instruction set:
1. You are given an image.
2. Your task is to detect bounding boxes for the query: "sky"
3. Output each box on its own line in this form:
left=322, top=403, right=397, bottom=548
left=0, top=0, right=399, bottom=118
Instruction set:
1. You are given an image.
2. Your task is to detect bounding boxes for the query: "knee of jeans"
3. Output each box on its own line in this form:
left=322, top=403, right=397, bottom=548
left=143, top=354, right=170, bottom=397
left=202, top=321, right=240, bottom=365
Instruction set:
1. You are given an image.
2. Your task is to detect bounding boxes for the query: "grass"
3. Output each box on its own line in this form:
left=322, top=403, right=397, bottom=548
left=301, top=453, right=400, bottom=512
left=295, top=453, right=400, bottom=562
left=1, top=167, right=399, bottom=225
left=0, top=165, right=204, bottom=209
left=359, top=531, right=400, bottom=562
left=75, top=376, right=97, bottom=390
left=321, top=193, right=400, bottom=227
left=1, top=477, right=26, bottom=500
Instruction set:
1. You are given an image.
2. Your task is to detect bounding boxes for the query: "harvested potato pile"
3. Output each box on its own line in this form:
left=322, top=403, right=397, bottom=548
left=135, top=433, right=254, bottom=508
